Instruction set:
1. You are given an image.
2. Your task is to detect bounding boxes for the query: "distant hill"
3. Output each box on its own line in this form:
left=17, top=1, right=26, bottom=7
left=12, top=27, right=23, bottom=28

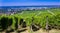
left=0, top=5, right=60, bottom=8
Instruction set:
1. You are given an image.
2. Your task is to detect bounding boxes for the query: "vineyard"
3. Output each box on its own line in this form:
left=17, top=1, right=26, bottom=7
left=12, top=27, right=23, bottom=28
left=0, top=8, right=60, bottom=33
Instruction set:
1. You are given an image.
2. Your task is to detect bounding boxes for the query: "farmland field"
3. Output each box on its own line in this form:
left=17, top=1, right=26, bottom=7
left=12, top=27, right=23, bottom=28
left=0, top=8, right=60, bottom=33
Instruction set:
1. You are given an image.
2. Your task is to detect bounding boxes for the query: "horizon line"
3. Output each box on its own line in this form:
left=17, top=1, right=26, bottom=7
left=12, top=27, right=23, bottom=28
left=0, top=5, right=60, bottom=6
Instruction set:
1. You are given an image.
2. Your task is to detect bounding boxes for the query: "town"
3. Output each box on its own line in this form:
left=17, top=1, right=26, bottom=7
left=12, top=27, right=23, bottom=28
left=0, top=6, right=59, bottom=15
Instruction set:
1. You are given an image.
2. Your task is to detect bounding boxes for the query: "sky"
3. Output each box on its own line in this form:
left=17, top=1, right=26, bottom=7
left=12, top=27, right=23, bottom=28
left=0, top=0, right=60, bottom=6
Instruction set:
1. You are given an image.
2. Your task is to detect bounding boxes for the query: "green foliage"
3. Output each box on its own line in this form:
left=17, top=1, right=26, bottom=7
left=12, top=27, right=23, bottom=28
left=0, top=8, right=60, bottom=30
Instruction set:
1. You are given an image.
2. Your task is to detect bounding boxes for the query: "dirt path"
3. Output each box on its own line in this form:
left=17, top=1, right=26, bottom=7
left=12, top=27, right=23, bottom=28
left=21, top=29, right=60, bottom=33
left=0, top=28, right=60, bottom=33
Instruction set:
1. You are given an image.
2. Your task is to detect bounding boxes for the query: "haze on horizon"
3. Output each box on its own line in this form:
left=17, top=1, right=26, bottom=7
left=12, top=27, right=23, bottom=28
left=0, top=0, right=60, bottom=6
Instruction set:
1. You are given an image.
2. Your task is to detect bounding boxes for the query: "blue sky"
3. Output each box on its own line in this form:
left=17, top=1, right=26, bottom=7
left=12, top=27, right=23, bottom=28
left=0, top=0, right=60, bottom=6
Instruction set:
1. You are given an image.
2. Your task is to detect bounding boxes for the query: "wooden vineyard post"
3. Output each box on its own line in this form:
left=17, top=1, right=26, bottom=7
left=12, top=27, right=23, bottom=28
left=30, top=17, right=34, bottom=33
left=46, top=16, right=49, bottom=33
